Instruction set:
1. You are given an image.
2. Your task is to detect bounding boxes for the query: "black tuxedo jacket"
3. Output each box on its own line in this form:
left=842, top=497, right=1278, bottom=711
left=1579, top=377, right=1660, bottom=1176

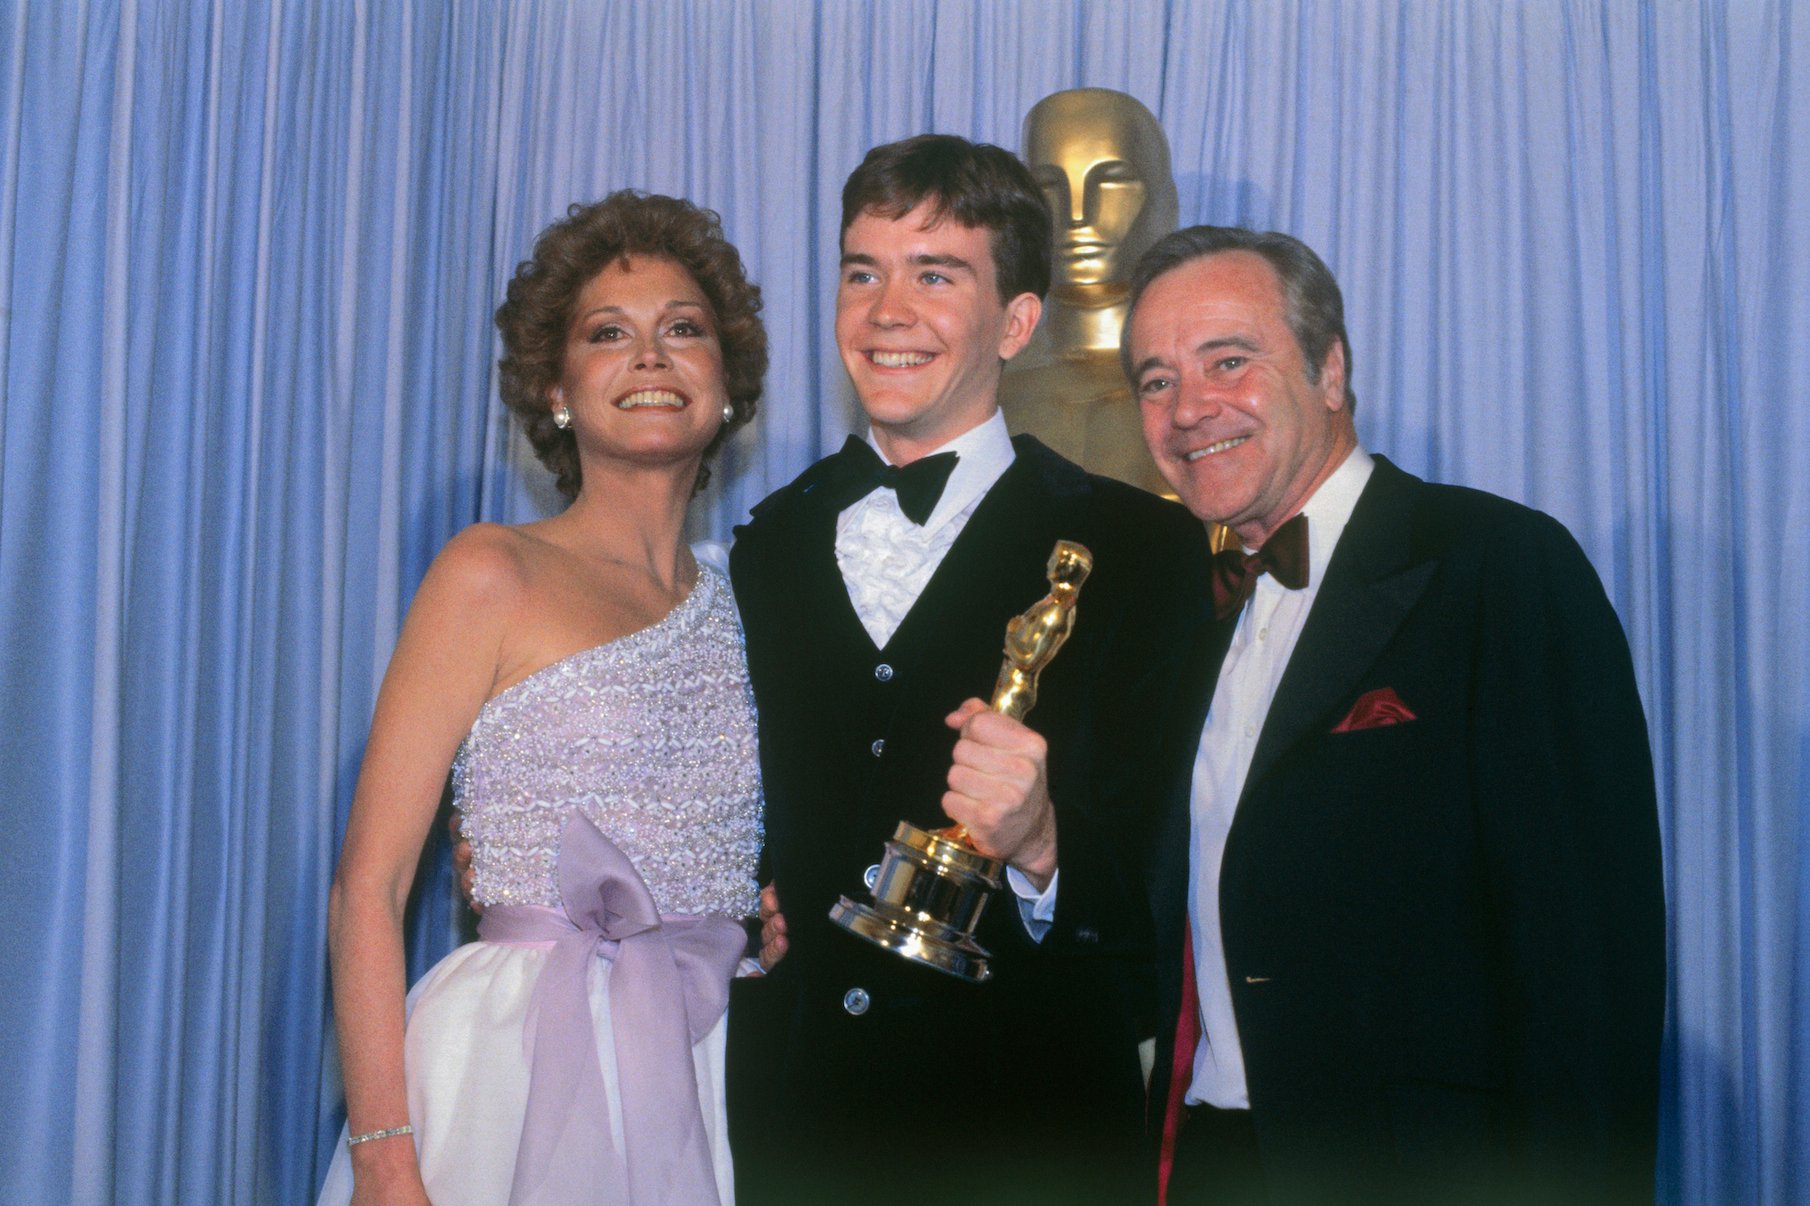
left=728, top=436, right=1209, bottom=1204
left=1149, top=456, right=1664, bottom=1204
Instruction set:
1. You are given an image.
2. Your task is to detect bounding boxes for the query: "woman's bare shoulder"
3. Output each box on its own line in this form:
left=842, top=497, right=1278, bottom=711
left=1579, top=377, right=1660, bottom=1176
left=414, top=523, right=538, bottom=621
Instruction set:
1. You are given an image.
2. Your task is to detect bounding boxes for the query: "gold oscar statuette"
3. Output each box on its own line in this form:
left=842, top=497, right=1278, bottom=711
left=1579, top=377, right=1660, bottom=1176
left=828, top=540, right=1094, bottom=982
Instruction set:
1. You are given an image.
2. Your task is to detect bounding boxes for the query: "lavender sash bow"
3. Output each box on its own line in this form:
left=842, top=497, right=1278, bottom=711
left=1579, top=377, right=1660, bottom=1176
left=477, top=813, right=745, bottom=1205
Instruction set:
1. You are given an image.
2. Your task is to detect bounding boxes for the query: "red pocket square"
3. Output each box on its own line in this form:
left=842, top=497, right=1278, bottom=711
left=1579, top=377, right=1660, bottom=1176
left=1332, top=687, right=1417, bottom=732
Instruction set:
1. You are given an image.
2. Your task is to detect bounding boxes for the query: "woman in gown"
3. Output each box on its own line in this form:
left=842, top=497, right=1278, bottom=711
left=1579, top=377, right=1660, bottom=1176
left=320, top=192, right=766, bottom=1205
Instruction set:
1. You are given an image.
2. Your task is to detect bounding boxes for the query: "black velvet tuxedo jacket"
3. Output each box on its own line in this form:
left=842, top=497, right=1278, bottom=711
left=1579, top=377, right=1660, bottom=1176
left=727, top=436, right=1209, bottom=1204
left=1148, top=456, right=1664, bottom=1204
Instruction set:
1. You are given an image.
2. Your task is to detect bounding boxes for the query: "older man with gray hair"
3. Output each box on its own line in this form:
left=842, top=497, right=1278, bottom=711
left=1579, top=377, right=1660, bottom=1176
left=1125, top=225, right=1664, bottom=1205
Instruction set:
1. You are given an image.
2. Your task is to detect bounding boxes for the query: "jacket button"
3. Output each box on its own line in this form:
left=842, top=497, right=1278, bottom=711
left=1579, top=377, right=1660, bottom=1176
left=863, top=863, right=882, bottom=890
left=875, top=663, right=894, bottom=682
left=842, top=987, right=871, bottom=1016
left=870, top=738, right=885, bottom=757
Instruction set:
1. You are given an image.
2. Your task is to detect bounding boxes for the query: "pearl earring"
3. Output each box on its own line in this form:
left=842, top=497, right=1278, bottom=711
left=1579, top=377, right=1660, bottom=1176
left=721, top=403, right=735, bottom=424
left=553, top=405, right=572, bottom=430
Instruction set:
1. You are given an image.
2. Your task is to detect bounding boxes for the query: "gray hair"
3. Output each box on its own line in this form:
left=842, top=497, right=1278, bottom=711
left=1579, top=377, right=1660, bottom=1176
left=1120, top=225, right=1356, bottom=415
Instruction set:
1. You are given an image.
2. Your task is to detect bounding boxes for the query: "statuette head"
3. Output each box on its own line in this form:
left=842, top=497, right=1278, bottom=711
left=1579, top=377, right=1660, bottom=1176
left=1024, top=89, right=1178, bottom=298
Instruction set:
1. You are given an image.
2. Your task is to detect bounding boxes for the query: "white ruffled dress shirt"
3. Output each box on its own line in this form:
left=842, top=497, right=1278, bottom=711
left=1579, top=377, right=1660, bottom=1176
left=834, top=411, right=1015, bottom=647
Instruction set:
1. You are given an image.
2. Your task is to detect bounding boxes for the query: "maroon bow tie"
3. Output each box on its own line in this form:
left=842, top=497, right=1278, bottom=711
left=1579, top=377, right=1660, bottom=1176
left=1209, top=513, right=1309, bottom=620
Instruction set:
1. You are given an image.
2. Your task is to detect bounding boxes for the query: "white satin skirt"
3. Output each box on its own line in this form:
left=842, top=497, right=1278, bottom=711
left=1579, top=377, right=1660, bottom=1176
left=317, top=940, right=734, bottom=1204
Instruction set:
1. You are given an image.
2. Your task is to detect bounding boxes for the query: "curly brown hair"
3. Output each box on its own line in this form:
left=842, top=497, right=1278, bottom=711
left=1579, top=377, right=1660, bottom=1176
left=495, top=191, right=767, bottom=498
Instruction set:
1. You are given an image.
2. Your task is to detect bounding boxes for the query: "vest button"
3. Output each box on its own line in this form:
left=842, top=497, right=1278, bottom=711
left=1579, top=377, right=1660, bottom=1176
left=875, top=662, right=894, bottom=682
left=870, top=738, right=885, bottom=757
left=842, top=987, right=871, bottom=1016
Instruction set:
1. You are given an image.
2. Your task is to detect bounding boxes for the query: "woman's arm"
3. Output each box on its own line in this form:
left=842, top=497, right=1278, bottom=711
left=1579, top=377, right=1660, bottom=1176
left=327, top=528, right=519, bottom=1202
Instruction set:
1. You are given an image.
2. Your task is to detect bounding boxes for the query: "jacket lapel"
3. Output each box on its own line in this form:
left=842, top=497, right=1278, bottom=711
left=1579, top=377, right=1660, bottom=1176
left=790, top=489, right=878, bottom=653
left=1241, top=457, right=1436, bottom=796
left=750, top=449, right=916, bottom=656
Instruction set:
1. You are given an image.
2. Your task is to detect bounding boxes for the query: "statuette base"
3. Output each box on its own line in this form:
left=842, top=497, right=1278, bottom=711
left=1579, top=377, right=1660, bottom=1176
left=829, top=822, right=1004, bottom=983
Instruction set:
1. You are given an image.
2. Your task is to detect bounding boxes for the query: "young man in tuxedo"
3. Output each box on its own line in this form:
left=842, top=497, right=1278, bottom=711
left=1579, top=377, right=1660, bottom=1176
left=1123, top=226, right=1664, bottom=1204
left=726, top=134, right=1208, bottom=1204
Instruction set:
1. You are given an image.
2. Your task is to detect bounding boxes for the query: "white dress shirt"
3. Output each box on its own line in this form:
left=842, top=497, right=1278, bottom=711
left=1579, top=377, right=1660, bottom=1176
left=835, top=411, right=1016, bottom=647
left=1187, top=446, right=1373, bottom=1109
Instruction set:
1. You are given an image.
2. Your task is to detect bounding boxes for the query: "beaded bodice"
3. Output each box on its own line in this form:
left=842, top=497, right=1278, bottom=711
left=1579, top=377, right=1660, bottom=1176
left=454, top=564, right=762, bottom=917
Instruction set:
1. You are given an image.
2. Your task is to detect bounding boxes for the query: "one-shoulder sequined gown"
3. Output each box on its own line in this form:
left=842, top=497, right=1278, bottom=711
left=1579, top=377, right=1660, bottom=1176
left=320, top=562, right=761, bottom=1205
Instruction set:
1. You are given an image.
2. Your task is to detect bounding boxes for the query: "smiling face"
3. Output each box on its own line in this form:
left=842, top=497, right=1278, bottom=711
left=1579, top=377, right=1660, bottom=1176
left=1025, top=90, right=1177, bottom=293
left=552, top=255, right=729, bottom=475
left=1129, top=250, right=1355, bottom=546
left=836, top=203, right=1042, bottom=463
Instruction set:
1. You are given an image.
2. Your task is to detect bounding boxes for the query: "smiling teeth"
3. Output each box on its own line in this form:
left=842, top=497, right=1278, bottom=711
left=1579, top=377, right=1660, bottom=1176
left=1185, top=436, right=1250, bottom=461
left=617, top=389, right=686, bottom=409
left=871, top=351, right=934, bottom=368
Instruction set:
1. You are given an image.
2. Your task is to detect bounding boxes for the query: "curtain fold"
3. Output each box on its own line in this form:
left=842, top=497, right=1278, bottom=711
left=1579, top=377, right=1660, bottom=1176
left=0, top=2, right=1802, bottom=1202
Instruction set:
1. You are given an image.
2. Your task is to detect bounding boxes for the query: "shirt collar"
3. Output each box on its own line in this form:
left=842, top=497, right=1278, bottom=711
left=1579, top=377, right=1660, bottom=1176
left=864, top=410, right=1016, bottom=534
left=1295, top=445, right=1375, bottom=586
left=1286, top=444, right=1373, bottom=589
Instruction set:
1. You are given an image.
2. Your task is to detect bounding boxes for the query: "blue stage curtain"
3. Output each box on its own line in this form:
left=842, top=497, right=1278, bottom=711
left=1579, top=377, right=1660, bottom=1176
left=0, top=2, right=1802, bottom=1203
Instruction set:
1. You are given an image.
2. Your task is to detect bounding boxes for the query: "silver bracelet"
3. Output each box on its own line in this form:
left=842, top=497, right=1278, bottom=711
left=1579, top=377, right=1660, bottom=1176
left=347, top=1124, right=414, bottom=1146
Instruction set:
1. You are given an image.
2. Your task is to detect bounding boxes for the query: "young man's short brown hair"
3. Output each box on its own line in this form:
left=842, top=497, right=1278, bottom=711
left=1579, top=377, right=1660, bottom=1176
left=840, top=133, right=1052, bottom=303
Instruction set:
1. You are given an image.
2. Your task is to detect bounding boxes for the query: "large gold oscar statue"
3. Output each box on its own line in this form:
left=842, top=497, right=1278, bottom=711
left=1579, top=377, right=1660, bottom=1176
left=1001, top=88, right=1178, bottom=498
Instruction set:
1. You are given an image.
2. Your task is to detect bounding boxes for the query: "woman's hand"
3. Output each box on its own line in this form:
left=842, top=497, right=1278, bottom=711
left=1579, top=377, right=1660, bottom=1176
left=757, top=882, right=788, bottom=970
left=448, top=810, right=481, bottom=914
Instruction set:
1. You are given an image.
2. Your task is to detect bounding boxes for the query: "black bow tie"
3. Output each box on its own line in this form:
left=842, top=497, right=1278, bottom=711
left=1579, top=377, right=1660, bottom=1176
left=821, top=436, right=959, bottom=525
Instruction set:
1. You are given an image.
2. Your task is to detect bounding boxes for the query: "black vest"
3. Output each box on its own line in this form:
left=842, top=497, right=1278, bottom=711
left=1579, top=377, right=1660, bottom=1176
left=727, top=436, right=1211, bottom=1204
